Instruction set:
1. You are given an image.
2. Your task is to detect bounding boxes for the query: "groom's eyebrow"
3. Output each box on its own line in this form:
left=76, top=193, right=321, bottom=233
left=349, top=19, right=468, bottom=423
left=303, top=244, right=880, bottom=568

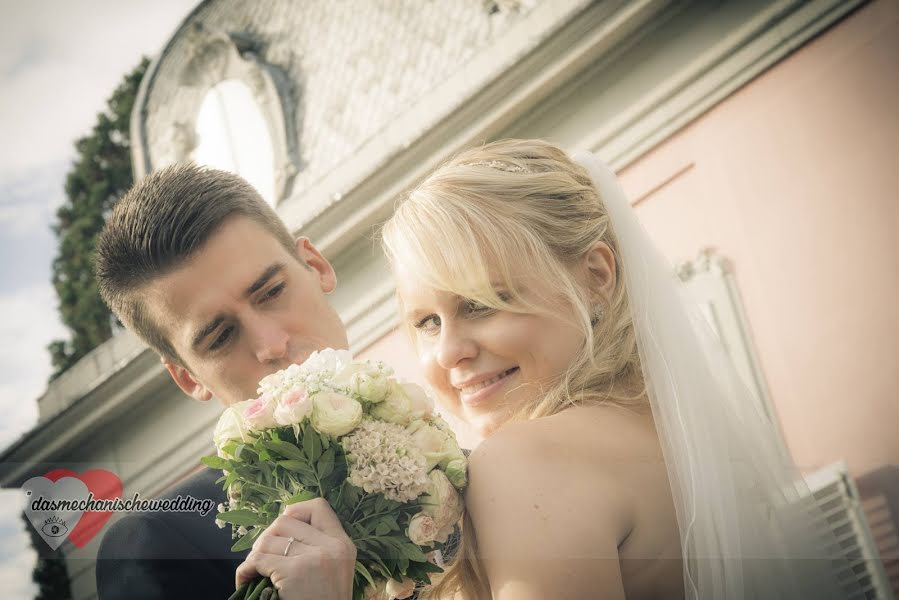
left=244, top=263, right=286, bottom=298
left=192, top=317, right=225, bottom=351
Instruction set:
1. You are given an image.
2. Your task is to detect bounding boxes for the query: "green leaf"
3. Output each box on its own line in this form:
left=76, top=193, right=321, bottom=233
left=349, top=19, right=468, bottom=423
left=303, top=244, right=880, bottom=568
left=354, top=561, right=375, bottom=588
left=231, top=527, right=263, bottom=552
left=217, top=510, right=263, bottom=527
left=277, top=460, right=315, bottom=476
left=302, top=430, right=315, bottom=461
left=398, top=541, right=429, bottom=562
left=221, top=441, right=239, bottom=457
left=201, top=455, right=229, bottom=470
left=318, top=447, right=336, bottom=479
left=244, top=482, right=281, bottom=501
left=262, top=440, right=306, bottom=461
left=383, top=515, right=399, bottom=531
left=285, top=490, right=317, bottom=505
left=374, top=521, right=391, bottom=536
left=224, top=471, right=239, bottom=489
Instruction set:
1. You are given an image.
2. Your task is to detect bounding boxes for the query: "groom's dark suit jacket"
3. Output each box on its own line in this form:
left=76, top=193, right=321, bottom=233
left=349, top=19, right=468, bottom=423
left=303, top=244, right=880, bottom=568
left=96, top=468, right=249, bottom=599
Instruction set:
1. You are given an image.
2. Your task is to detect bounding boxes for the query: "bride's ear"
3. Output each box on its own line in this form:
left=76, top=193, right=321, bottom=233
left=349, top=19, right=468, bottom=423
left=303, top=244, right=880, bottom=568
left=583, top=241, right=617, bottom=301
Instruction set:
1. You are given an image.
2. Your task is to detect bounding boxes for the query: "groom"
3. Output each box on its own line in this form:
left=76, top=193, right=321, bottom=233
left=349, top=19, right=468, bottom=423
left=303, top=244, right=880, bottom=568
left=94, top=164, right=358, bottom=599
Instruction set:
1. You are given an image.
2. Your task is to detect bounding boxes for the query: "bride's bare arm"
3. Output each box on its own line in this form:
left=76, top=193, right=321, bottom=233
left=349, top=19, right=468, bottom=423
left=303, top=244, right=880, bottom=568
left=465, top=424, right=633, bottom=600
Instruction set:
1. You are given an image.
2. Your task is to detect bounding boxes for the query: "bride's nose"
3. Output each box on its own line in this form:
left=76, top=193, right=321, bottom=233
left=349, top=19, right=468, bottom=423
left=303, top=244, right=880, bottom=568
left=435, top=324, right=478, bottom=369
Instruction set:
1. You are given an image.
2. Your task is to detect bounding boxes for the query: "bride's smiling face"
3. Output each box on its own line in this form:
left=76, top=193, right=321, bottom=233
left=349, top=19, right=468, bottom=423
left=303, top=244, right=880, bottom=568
left=394, top=265, right=585, bottom=437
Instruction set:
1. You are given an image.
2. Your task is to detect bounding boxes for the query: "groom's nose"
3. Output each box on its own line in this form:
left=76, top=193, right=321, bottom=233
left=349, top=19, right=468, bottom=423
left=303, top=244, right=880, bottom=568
left=250, top=315, right=289, bottom=364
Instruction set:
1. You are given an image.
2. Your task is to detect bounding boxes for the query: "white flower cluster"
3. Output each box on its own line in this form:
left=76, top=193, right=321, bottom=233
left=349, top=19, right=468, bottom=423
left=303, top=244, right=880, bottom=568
left=342, top=419, right=431, bottom=502
left=257, top=363, right=305, bottom=401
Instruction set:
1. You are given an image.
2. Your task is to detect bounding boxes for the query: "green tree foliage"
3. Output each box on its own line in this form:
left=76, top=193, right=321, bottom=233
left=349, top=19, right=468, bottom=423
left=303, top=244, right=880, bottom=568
left=48, top=58, right=149, bottom=380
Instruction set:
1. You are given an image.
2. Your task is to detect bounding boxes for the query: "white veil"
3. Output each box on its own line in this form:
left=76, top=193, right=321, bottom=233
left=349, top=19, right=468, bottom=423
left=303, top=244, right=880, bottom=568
left=570, top=151, right=857, bottom=599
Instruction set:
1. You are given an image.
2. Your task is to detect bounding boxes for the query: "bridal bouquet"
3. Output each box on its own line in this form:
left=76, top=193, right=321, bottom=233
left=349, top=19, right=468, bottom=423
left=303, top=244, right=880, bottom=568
left=202, top=349, right=467, bottom=600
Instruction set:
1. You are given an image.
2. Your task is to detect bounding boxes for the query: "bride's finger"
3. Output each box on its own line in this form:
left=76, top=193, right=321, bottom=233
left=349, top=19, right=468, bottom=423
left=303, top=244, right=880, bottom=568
left=252, top=533, right=312, bottom=557
left=235, top=550, right=271, bottom=588
left=265, top=512, right=335, bottom=548
left=283, top=497, right=347, bottom=539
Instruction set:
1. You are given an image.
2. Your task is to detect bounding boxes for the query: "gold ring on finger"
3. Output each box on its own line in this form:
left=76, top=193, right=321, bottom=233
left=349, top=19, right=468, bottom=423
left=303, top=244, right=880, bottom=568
left=283, top=536, right=296, bottom=556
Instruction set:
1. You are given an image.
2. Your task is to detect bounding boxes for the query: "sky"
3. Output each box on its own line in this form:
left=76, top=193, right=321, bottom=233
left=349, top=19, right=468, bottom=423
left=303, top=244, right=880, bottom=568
left=0, top=1, right=197, bottom=596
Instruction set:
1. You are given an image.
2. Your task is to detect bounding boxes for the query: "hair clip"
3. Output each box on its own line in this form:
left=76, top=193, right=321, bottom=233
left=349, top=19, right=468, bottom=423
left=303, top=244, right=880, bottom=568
left=466, top=160, right=528, bottom=173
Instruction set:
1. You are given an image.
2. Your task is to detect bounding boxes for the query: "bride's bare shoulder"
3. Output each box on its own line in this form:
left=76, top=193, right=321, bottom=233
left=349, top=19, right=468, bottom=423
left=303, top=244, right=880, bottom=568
left=471, top=403, right=659, bottom=468
left=465, top=405, right=646, bottom=544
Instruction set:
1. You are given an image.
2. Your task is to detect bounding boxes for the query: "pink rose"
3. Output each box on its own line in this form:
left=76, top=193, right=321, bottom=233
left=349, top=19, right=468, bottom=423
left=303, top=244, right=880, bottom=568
left=243, top=394, right=278, bottom=430
left=274, top=387, right=313, bottom=426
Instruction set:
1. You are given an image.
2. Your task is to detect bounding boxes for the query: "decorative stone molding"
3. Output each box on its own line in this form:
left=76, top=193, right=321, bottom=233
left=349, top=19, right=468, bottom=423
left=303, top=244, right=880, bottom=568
left=135, top=17, right=301, bottom=204
left=675, top=248, right=782, bottom=442
left=132, top=0, right=543, bottom=212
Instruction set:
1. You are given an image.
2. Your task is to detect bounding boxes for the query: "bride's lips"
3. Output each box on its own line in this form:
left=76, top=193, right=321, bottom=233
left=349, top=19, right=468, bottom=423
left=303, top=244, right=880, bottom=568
left=458, top=368, right=519, bottom=407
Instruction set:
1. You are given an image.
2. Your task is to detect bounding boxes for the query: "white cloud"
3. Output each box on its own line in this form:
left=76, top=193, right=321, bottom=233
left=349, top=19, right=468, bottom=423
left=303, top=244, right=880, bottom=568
left=0, top=162, right=67, bottom=237
left=0, top=285, right=67, bottom=451
left=0, top=0, right=197, bottom=179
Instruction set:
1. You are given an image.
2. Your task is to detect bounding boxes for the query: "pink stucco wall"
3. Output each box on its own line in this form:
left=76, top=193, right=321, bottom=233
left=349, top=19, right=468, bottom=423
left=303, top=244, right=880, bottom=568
left=359, top=0, right=899, bottom=478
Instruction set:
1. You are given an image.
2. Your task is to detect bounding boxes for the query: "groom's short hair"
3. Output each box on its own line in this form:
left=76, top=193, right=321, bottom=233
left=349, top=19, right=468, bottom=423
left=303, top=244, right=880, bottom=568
left=95, top=163, right=298, bottom=364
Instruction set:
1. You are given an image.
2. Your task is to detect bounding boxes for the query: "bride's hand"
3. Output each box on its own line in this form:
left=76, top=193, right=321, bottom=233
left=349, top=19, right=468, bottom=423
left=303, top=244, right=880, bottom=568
left=235, top=498, right=356, bottom=600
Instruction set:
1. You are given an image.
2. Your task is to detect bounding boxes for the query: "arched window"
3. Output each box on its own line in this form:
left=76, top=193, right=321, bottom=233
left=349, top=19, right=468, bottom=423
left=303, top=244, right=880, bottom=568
left=192, top=79, right=276, bottom=206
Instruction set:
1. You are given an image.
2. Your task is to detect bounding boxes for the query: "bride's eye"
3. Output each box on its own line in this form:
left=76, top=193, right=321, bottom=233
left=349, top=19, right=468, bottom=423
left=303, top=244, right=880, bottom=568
left=463, top=292, right=511, bottom=316
left=464, top=300, right=493, bottom=315
left=413, top=315, right=441, bottom=335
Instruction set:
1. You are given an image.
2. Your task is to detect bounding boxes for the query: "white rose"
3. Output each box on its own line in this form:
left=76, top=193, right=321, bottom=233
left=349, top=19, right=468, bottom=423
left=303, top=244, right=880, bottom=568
left=400, top=382, right=435, bottom=420
left=332, top=363, right=394, bottom=403
left=274, top=387, right=313, bottom=426
left=421, top=469, right=463, bottom=530
left=213, top=401, right=254, bottom=455
left=406, top=421, right=466, bottom=475
left=353, top=369, right=394, bottom=404
left=407, top=513, right=441, bottom=546
left=385, top=577, right=415, bottom=600
left=310, top=391, right=363, bottom=436
left=371, top=382, right=434, bottom=425
left=242, top=393, right=279, bottom=431
left=406, top=421, right=449, bottom=471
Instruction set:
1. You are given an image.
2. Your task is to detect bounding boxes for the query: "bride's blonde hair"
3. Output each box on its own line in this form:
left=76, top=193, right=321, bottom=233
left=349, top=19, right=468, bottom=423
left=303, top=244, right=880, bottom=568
left=380, top=139, right=648, bottom=598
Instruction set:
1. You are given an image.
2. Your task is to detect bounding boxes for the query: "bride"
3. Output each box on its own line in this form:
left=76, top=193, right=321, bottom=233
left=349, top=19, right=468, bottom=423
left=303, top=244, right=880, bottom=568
left=379, top=139, right=851, bottom=599
left=237, top=139, right=853, bottom=599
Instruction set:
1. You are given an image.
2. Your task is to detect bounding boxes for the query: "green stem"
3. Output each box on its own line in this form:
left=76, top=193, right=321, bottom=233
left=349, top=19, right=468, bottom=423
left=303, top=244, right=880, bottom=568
left=348, top=492, right=369, bottom=522
left=246, top=577, right=271, bottom=600
left=352, top=509, right=395, bottom=528
left=227, top=582, right=249, bottom=600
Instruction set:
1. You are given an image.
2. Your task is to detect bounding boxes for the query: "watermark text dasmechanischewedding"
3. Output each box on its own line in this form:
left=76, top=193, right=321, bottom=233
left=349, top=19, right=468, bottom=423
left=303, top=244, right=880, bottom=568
left=28, top=492, right=215, bottom=516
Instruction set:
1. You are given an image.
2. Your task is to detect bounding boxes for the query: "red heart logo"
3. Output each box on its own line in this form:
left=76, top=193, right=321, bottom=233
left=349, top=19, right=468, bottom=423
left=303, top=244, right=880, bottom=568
left=43, top=469, right=122, bottom=548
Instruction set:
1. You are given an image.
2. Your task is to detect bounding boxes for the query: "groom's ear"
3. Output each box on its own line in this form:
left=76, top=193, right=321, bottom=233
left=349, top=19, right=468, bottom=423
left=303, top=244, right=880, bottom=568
left=163, top=358, right=213, bottom=402
left=295, top=236, right=337, bottom=294
left=584, top=241, right=617, bottom=301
